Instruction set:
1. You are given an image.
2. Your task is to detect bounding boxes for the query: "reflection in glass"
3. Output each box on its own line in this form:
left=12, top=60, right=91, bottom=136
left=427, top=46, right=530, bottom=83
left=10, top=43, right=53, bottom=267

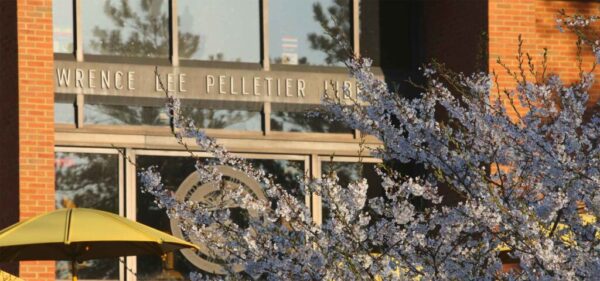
left=84, top=103, right=262, bottom=131
left=321, top=162, right=382, bottom=195
left=84, top=104, right=169, bottom=125
left=53, top=0, right=74, bottom=53
left=249, top=159, right=306, bottom=201
left=183, top=108, right=261, bottom=131
left=178, top=0, right=260, bottom=62
left=82, top=0, right=177, bottom=58
left=55, top=102, right=75, bottom=124
left=136, top=156, right=206, bottom=280
left=269, top=0, right=351, bottom=66
left=321, top=162, right=384, bottom=219
left=271, top=111, right=352, bottom=133
left=54, top=152, right=119, bottom=280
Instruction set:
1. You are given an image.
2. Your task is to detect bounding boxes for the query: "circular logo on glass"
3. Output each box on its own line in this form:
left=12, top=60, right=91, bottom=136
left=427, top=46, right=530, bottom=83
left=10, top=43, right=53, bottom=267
left=170, top=165, right=265, bottom=275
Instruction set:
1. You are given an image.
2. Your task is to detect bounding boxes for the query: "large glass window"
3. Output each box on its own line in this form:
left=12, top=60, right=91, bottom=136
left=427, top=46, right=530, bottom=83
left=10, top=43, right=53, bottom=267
left=84, top=104, right=169, bottom=126
left=82, top=0, right=169, bottom=58
left=136, top=156, right=197, bottom=281
left=54, top=151, right=120, bottom=281
left=84, top=101, right=262, bottom=131
left=178, top=0, right=260, bottom=62
left=57, top=0, right=361, bottom=65
left=182, top=107, right=262, bottom=131
left=269, top=0, right=352, bottom=66
left=53, top=0, right=74, bottom=53
left=135, top=155, right=306, bottom=278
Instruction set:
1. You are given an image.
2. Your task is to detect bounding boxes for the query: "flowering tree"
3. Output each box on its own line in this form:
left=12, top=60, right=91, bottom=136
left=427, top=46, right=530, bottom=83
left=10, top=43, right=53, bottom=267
left=140, top=13, right=600, bottom=280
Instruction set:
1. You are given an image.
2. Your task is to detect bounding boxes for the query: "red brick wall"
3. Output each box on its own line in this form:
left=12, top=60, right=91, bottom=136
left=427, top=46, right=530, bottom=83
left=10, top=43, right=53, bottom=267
left=15, top=0, right=55, bottom=280
left=489, top=0, right=600, bottom=119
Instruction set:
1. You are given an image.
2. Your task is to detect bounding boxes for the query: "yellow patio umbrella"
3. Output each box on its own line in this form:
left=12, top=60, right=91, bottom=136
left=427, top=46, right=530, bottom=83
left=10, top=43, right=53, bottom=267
left=0, top=270, right=24, bottom=281
left=0, top=208, right=198, bottom=281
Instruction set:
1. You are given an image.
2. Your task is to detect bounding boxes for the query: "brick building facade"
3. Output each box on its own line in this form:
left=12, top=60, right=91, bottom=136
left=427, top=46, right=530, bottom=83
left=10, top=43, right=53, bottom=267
left=0, top=0, right=598, bottom=280
left=1, top=0, right=56, bottom=280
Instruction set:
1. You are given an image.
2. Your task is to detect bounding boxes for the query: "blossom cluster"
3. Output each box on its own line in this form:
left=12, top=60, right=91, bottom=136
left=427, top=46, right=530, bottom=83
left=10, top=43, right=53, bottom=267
left=140, top=16, right=600, bottom=281
left=556, top=10, right=600, bottom=63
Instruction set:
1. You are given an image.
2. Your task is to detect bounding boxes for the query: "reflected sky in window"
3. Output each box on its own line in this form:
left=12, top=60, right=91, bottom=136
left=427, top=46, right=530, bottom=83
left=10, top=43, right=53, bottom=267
left=269, top=0, right=351, bottom=66
left=53, top=0, right=74, bottom=53
left=178, top=0, right=260, bottom=62
left=55, top=102, right=75, bottom=124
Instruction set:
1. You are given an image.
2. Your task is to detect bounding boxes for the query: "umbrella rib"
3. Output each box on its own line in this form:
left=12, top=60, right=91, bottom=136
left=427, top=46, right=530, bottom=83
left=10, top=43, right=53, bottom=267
left=64, top=208, right=73, bottom=244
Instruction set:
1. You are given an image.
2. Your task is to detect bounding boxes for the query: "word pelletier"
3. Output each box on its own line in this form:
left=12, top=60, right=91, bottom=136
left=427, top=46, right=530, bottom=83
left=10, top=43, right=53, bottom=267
left=158, top=73, right=310, bottom=97
left=155, top=73, right=356, bottom=99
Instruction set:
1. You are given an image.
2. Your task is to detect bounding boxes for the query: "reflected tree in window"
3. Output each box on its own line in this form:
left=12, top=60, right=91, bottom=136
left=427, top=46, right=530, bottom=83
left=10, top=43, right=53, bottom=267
left=84, top=104, right=170, bottom=126
left=136, top=156, right=198, bottom=281
left=135, top=156, right=305, bottom=279
left=181, top=108, right=261, bottom=131
left=269, top=0, right=350, bottom=66
left=55, top=152, right=119, bottom=212
left=249, top=159, right=306, bottom=199
left=54, top=152, right=119, bottom=280
left=84, top=103, right=261, bottom=131
left=308, top=0, right=352, bottom=65
left=320, top=162, right=384, bottom=221
left=271, top=111, right=352, bottom=133
left=89, top=0, right=199, bottom=58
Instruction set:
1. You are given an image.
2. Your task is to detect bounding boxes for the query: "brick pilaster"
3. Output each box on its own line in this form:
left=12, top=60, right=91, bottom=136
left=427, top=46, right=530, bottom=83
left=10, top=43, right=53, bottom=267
left=6, top=0, right=55, bottom=281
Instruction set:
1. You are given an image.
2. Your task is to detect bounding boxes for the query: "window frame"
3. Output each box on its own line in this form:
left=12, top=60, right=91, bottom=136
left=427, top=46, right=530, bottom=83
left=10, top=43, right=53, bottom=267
left=53, top=145, right=381, bottom=280
left=53, top=0, right=363, bottom=138
left=54, top=146, right=126, bottom=281
left=129, top=149, right=312, bottom=278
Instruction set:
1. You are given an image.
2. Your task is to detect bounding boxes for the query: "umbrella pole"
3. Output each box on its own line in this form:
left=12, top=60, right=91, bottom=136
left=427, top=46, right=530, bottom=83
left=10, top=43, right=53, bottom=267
left=72, top=259, right=78, bottom=281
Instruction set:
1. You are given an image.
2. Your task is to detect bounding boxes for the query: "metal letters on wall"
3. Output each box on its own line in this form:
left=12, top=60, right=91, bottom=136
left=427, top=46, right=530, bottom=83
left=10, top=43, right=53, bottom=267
left=55, top=61, right=358, bottom=106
